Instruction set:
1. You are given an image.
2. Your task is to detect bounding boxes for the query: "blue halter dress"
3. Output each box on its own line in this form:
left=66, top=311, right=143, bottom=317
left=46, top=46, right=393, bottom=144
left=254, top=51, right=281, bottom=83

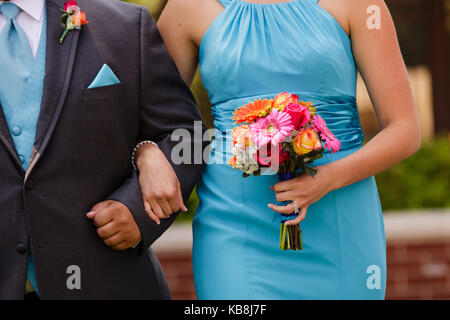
left=193, top=0, right=386, bottom=299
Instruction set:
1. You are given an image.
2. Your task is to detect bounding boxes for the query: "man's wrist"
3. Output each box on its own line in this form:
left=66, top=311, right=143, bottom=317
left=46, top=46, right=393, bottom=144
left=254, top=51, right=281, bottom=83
left=132, top=239, right=142, bottom=249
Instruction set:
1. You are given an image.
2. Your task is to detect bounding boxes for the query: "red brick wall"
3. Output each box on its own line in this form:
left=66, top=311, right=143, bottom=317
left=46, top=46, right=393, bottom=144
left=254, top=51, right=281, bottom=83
left=386, top=240, right=450, bottom=300
left=158, top=253, right=197, bottom=300
left=157, top=239, right=450, bottom=300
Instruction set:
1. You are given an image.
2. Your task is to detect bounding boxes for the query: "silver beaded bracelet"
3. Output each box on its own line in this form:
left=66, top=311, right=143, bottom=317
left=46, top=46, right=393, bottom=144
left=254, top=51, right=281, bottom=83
left=131, top=140, right=159, bottom=170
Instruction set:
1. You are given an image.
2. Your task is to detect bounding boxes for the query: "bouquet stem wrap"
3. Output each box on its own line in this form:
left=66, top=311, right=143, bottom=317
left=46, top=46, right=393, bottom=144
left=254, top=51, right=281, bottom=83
left=278, top=172, right=303, bottom=251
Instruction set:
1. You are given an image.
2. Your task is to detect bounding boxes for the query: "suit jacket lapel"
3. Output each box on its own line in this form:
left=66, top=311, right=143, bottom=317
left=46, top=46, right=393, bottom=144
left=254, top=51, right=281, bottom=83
left=27, top=0, right=81, bottom=179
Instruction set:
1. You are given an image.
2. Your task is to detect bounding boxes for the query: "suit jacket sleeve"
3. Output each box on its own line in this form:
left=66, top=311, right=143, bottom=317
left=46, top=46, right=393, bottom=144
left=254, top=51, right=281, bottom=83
left=108, top=7, right=208, bottom=254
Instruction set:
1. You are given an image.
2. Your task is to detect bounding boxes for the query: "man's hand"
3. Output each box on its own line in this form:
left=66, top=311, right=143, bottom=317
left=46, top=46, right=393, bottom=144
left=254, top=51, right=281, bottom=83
left=136, top=143, right=188, bottom=224
left=86, top=200, right=141, bottom=251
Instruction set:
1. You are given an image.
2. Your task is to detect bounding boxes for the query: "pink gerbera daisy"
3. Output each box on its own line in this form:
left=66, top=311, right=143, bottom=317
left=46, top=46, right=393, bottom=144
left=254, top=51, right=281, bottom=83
left=250, top=109, right=294, bottom=146
left=311, top=115, right=341, bottom=153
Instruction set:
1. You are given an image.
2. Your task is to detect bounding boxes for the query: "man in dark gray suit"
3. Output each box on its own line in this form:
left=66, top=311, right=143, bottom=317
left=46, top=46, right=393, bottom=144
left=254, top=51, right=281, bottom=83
left=0, top=0, right=206, bottom=299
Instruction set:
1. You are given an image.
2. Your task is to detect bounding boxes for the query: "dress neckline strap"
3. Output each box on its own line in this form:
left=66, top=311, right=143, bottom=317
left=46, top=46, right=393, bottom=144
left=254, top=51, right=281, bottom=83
left=217, top=0, right=234, bottom=8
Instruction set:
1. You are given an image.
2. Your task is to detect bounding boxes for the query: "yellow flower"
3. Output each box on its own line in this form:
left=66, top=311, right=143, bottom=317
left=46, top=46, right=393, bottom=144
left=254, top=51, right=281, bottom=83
left=272, top=92, right=299, bottom=111
left=292, top=128, right=322, bottom=156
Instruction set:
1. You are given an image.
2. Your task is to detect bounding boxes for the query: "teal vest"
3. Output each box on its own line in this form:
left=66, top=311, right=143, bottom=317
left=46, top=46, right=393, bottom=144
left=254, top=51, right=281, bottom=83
left=0, top=11, right=47, bottom=295
left=1, top=14, right=46, bottom=169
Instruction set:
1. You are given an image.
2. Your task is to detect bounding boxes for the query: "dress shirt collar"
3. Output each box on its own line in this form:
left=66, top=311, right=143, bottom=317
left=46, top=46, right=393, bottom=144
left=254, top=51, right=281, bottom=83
left=0, top=0, right=45, bottom=22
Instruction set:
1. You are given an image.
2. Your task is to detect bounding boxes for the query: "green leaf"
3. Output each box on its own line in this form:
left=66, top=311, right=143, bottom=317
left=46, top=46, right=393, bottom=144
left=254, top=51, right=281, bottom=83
left=304, top=165, right=318, bottom=177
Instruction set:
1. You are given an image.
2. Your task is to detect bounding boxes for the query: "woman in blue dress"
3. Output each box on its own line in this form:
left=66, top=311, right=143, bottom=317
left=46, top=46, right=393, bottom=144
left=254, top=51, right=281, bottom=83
left=138, top=0, right=420, bottom=299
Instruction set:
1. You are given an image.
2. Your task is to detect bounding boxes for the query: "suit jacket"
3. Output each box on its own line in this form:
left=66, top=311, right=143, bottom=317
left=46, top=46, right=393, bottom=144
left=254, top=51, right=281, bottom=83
left=0, top=0, right=207, bottom=299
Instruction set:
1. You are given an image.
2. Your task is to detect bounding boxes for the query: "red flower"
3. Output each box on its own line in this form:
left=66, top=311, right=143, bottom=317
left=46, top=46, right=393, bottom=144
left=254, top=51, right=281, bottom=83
left=64, top=0, right=79, bottom=12
left=285, top=103, right=311, bottom=130
left=254, top=143, right=289, bottom=170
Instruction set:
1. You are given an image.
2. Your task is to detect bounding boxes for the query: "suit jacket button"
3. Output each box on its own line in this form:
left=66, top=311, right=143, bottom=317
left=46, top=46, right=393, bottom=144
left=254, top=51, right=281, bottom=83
left=25, top=180, right=33, bottom=190
left=16, top=243, right=27, bottom=254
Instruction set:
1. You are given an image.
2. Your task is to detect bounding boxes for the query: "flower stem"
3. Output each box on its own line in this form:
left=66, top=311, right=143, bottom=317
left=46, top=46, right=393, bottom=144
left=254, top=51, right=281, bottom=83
left=59, top=29, right=69, bottom=44
left=280, top=223, right=287, bottom=250
left=298, top=225, right=303, bottom=250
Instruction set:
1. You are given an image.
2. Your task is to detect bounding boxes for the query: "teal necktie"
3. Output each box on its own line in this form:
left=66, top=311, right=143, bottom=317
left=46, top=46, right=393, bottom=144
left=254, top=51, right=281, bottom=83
left=0, top=2, right=34, bottom=110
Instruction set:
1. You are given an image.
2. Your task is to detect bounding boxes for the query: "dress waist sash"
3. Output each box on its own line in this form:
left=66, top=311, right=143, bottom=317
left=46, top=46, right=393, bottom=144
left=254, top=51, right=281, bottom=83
left=211, top=92, right=364, bottom=154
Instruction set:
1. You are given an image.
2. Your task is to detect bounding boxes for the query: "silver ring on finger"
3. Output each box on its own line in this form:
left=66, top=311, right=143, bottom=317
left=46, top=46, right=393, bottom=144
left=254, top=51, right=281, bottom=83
left=290, top=201, right=300, bottom=214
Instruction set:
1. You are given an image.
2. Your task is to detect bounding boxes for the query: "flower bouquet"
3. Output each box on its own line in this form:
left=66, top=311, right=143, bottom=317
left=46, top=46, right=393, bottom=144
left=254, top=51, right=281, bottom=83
left=228, top=92, right=340, bottom=250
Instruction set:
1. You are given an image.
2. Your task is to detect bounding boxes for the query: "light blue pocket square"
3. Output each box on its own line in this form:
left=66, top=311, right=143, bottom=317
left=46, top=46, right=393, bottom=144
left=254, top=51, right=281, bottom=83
left=88, top=64, right=121, bottom=89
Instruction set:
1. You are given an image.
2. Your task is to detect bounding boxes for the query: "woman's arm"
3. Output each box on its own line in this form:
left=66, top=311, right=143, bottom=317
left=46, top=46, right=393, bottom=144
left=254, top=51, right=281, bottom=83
left=157, top=0, right=199, bottom=84
left=329, top=0, right=420, bottom=187
left=136, top=0, right=212, bottom=222
left=157, top=0, right=227, bottom=84
left=270, top=0, right=421, bottom=222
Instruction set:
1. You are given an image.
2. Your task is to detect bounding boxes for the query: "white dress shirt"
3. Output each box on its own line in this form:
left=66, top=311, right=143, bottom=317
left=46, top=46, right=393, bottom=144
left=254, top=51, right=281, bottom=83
left=0, top=0, right=45, bottom=57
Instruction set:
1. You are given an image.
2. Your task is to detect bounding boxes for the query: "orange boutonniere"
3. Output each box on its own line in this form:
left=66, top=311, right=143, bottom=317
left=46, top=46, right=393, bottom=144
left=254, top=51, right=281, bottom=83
left=59, top=0, right=88, bottom=44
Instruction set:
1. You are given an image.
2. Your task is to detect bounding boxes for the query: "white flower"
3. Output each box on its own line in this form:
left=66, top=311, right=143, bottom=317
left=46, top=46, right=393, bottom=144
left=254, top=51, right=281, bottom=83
left=232, top=143, right=260, bottom=175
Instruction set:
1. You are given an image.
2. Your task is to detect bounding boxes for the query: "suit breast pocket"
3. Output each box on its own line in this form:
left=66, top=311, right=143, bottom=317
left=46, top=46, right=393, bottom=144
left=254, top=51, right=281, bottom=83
left=81, top=83, right=127, bottom=140
left=83, top=83, right=124, bottom=107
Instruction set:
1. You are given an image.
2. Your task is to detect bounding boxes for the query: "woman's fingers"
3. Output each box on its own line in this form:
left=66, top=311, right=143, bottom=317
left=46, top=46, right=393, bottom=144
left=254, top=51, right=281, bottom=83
left=166, top=181, right=188, bottom=213
left=285, top=206, right=308, bottom=226
left=167, top=184, right=183, bottom=213
left=158, top=198, right=173, bottom=217
left=148, top=199, right=166, bottom=219
left=144, top=201, right=160, bottom=225
left=274, top=191, right=298, bottom=203
left=267, top=202, right=295, bottom=214
left=177, top=183, right=188, bottom=212
left=268, top=202, right=308, bottom=224
left=272, top=179, right=297, bottom=192
left=144, top=184, right=185, bottom=219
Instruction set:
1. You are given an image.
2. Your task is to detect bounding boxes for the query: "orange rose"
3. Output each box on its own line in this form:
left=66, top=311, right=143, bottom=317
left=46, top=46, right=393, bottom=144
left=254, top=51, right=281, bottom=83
left=72, top=10, right=88, bottom=27
left=272, top=92, right=299, bottom=111
left=292, top=128, right=322, bottom=156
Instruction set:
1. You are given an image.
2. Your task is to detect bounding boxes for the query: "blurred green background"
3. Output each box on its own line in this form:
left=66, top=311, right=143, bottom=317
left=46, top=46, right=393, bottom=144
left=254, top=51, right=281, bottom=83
left=123, top=0, right=450, bottom=217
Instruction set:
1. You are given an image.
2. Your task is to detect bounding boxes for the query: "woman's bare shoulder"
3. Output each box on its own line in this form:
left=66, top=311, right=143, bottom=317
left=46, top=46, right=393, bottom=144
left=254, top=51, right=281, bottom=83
left=162, top=0, right=223, bottom=22
left=161, top=0, right=225, bottom=46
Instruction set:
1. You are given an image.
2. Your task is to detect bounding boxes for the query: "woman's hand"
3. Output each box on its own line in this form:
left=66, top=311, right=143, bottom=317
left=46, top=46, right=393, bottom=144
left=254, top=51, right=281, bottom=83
left=136, top=143, right=188, bottom=224
left=268, top=164, right=337, bottom=226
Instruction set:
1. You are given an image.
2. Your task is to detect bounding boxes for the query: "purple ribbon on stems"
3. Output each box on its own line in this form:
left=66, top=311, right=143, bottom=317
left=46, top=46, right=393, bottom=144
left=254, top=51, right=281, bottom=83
left=277, top=171, right=303, bottom=251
